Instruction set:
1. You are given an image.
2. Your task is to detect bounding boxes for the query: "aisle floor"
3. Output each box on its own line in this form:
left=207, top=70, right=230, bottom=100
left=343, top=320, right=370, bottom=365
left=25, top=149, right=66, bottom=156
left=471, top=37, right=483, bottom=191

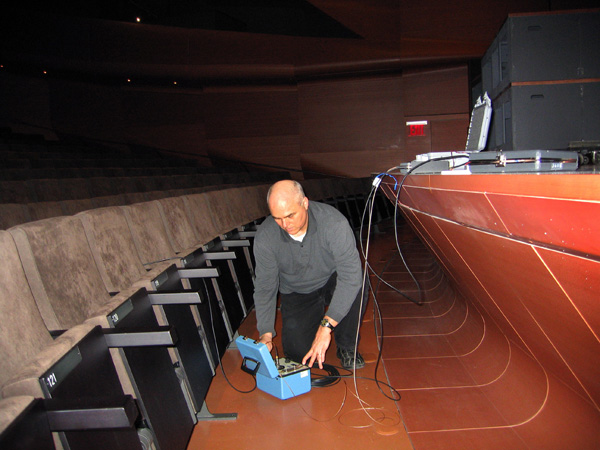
left=187, top=221, right=415, bottom=450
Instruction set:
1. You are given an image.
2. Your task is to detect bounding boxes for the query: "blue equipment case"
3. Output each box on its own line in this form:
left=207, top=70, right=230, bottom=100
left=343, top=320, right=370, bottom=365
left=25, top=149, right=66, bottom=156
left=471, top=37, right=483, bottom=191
left=235, top=336, right=311, bottom=400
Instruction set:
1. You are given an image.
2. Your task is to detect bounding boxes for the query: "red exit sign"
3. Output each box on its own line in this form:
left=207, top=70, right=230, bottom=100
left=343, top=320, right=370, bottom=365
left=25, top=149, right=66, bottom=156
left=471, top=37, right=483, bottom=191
left=406, top=120, right=427, bottom=137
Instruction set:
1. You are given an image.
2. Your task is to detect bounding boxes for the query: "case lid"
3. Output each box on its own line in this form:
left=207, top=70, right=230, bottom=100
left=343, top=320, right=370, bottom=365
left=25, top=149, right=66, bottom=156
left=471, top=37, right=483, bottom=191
left=236, top=336, right=279, bottom=379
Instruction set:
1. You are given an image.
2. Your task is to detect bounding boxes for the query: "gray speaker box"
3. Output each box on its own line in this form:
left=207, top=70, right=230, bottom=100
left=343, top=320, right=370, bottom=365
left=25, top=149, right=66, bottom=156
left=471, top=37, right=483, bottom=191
left=481, top=11, right=600, bottom=99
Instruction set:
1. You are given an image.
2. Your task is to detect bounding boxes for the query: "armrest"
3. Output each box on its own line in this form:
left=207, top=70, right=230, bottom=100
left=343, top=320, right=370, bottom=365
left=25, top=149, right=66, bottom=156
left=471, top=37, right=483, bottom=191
left=44, top=395, right=139, bottom=431
left=102, top=326, right=178, bottom=347
left=200, top=250, right=237, bottom=261
left=177, top=267, right=220, bottom=279
left=220, top=239, right=251, bottom=248
left=147, top=291, right=203, bottom=305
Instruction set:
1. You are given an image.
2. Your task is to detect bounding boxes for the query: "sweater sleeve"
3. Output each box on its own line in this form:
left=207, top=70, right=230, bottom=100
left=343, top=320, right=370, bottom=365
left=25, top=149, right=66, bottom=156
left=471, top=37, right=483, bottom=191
left=324, top=217, right=363, bottom=323
left=252, top=227, right=280, bottom=337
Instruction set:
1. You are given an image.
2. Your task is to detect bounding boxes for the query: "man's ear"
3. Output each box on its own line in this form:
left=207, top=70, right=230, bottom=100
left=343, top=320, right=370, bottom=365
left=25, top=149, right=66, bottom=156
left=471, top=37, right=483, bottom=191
left=303, top=198, right=309, bottom=209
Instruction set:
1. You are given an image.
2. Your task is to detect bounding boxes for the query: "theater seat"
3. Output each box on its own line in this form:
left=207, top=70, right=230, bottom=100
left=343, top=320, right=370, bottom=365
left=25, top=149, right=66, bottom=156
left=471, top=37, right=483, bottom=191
left=8, top=218, right=197, bottom=450
left=0, top=230, right=144, bottom=450
left=77, top=206, right=234, bottom=420
left=123, top=197, right=249, bottom=335
left=0, top=203, right=30, bottom=230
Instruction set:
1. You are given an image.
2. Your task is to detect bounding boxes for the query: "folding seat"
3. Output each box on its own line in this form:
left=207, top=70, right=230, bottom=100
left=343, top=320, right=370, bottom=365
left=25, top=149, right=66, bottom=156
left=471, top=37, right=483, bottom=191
left=30, top=168, right=59, bottom=180
left=223, top=185, right=270, bottom=270
left=74, top=168, right=106, bottom=178
left=60, top=198, right=95, bottom=216
left=58, top=178, right=93, bottom=201
left=54, top=167, right=83, bottom=178
left=0, top=203, right=30, bottom=230
left=8, top=218, right=199, bottom=449
left=156, top=193, right=253, bottom=330
left=153, top=175, right=179, bottom=191
left=143, top=190, right=172, bottom=200
left=318, top=178, right=357, bottom=227
left=5, top=158, right=31, bottom=169
left=189, top=189, right=257, bottom=309
left=76, top=207, right=234, bottom=420
left=27, top=179, right=62, bottom=202
left=300, top=178, right=327, bottom=201
left=155, top=195, right=244, bottom=359
left=131, top=176, right=158, bottom=193
left=27, top=201, right=64, bottom=221
left=123, top=191, right=148, bottom=204
left=336, top=178, right=367, bottom=229
left=102, top=167, right=127, bottom=177
left=199, top=172, right=224, bottom=187
left=121, top=200, right=246, bottom=346
left=88, top=177, right=137, bottom=198
left=1, top=168, right=27, bottom=181
left=91, top=194, right=128, bottom=207
left=0, top=180, right=36, bottom=203
left=0, top=230, right=147, bottom=449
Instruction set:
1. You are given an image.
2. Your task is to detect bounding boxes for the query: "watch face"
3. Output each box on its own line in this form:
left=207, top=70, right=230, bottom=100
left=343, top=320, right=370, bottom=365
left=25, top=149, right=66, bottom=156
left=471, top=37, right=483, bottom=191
left=321, top=319, right=334, bottom=329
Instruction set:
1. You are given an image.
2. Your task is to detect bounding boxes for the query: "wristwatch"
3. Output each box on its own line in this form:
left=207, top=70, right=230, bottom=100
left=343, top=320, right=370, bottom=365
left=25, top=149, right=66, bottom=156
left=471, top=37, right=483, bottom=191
left=320, top=318, right=336, bottom=330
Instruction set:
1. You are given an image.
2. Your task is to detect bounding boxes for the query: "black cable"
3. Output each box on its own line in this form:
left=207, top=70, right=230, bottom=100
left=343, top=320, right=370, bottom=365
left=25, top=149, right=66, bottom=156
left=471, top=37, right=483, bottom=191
left=310, top=363, right=341, bottom=387
left=202, top=278, right=257, bottom=394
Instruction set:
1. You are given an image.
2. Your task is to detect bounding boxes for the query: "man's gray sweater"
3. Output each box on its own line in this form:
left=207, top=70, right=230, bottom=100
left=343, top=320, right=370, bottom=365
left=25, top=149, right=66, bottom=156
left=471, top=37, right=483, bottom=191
left=253, top=201, right=362, bottom=337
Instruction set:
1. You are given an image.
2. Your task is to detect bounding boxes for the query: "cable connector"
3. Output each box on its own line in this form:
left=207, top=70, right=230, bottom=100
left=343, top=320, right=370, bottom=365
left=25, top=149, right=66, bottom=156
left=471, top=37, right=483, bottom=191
left=372, top=176, right=382, bottom=188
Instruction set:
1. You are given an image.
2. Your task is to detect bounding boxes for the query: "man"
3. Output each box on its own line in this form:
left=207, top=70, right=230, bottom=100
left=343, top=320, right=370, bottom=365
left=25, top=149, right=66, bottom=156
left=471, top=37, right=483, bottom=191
left=253, top=179, right=366, bottom=370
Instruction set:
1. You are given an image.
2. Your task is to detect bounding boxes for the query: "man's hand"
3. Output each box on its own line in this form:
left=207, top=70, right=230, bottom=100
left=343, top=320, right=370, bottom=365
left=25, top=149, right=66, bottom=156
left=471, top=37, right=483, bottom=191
left=258, top=333, right=273, bottom=352
left=302, top=316, right=338, bottom=369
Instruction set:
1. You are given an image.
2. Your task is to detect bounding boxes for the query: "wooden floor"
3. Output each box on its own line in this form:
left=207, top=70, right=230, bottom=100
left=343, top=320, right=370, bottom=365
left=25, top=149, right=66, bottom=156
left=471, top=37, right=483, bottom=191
left=187, top=220, right=415, bottom=450
left=186, top=214, right=600, bottom=449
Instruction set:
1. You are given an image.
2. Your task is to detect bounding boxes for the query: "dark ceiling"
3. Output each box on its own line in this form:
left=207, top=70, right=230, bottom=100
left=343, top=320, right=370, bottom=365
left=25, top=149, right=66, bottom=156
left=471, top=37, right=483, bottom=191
left=13, top=0, right=600, bottom=41
left=5, top=0, right=600, bottom=82
left=12, top=0, right=363, bottom=38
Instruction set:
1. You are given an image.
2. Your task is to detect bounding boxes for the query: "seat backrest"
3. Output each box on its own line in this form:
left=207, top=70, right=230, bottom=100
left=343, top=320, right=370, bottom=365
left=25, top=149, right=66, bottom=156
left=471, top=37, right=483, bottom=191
left=121, top=201, right=177, bottom=265
left=220, top=187, right=252, bottom=226
left=91, top=194, right=128, bottom=208
left=156, top=196, right=199, bottom=252
left=9, top=216, right=113, bottom=331
left=88, top=177, right=137, bottom=198
left=182, top=193, right=221, bottom=244
left=28, top=179, right=62, bottom=203
left=58, top=178, right=93, bottom=200
left=27, top=201, right=63, bottom=221
left=201, top=189, right=239, bottom=237
left=0, top=180, right=36, bottom=203
left=0, top=231, right=54, bottom=388
left=237, top=185, right=270, bottom=222
left=77, top=206, right=148, bottom=293
left=0, top=204, right=30, bottom=230
left=300, top=179, right=326, bottom=201
left=60, top=198, right=95, bottom=216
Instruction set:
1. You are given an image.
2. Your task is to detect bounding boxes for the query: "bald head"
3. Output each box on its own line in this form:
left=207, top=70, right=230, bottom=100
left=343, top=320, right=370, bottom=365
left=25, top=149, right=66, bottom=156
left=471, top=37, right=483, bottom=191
left=267, top=180, right=309, bottom=237
left=267, top=180, right=305, bottom=207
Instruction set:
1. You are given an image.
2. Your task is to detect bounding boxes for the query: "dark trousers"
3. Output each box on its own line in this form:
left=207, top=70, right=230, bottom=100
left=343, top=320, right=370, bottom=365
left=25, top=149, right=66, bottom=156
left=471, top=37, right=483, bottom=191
left=280, top=272, right=367, bottom=362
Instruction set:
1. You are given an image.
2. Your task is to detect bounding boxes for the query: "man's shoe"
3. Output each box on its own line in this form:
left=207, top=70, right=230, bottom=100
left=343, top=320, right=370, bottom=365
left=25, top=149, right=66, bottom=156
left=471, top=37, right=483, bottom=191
left=336, top=348, right=365, bottom=370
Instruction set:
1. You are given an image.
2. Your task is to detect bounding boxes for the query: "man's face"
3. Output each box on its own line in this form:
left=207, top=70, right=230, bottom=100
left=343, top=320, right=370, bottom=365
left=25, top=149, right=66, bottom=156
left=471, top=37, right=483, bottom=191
left=269, top=196, right=309, bottom=237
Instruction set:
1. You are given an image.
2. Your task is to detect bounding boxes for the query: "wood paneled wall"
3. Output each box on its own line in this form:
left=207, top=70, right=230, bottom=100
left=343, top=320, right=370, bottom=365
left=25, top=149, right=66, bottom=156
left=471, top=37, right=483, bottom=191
left=0, top=8, right=472, bottom=179
left=1, top=65, right=469, bottom=178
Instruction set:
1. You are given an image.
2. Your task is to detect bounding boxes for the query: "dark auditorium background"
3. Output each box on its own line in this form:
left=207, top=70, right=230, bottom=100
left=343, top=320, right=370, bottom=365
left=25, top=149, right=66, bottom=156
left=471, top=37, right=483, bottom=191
left=2, top=0, right=598, bottom=179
